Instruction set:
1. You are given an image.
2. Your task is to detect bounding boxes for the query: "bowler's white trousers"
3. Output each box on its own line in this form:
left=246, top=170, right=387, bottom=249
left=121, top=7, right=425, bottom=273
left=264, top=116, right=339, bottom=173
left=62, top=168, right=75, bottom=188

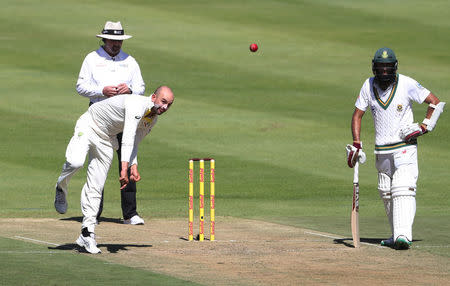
left=57, top=112, right=115, bottom=233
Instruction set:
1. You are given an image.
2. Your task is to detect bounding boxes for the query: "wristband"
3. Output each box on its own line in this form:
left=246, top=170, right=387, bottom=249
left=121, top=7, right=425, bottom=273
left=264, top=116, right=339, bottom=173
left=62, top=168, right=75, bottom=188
left=353, top=142, right=362, bottom=149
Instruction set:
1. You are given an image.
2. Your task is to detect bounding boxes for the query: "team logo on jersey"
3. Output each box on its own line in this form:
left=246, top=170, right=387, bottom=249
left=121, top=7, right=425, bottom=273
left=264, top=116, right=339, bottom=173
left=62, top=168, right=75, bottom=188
left=142, top=109, right=155, bottom=125
left=397, top=104, right=403, bottom=112
left=382, top=51, right=389, bottom=58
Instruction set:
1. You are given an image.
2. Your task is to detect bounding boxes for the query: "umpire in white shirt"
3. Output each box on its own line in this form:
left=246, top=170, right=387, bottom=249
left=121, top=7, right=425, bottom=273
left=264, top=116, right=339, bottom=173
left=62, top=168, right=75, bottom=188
left=71, top=21, right=146, bottom=225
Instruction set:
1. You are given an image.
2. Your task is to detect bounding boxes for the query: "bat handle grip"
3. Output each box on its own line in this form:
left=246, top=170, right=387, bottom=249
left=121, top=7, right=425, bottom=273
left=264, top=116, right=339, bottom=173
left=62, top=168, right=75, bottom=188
left=353, top=162, right=359, bottom=184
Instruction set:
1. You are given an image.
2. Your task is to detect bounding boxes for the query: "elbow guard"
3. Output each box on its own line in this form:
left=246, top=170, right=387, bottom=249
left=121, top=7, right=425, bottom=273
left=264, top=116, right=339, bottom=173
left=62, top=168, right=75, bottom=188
left=422, top=102, right=445, bottom=131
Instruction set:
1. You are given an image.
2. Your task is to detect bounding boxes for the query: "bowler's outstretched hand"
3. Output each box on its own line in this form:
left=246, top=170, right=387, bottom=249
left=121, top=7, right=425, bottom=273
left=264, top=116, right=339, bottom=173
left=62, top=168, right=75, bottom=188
left=130, top=165, right=141, bottom=183
left=119, top=168, right=129, bottom=190
left=119, top=162, right=129, bottom=190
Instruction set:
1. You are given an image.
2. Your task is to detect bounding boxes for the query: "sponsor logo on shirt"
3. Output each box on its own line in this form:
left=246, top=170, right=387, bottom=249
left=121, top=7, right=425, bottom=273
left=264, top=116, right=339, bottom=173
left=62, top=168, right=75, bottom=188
left=397, top=104, right=403, bottom=112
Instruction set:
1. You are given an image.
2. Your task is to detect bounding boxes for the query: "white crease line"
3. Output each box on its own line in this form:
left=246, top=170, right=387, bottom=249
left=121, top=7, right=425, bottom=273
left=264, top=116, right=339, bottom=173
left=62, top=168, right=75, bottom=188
left=14, top=236, right=59, bottom=246
left=0, top=251, right=62, bottom=254
left=304, top=231, right=382, bottom=248
left=304, top=231, right=341, bottom=240
left=415, top=245, right=450, bottom=248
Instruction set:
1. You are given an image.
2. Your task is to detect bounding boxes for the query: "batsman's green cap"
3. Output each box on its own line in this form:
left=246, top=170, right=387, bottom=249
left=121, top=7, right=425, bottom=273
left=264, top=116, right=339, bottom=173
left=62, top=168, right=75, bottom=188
left=373, top=47, right=397, bottom=63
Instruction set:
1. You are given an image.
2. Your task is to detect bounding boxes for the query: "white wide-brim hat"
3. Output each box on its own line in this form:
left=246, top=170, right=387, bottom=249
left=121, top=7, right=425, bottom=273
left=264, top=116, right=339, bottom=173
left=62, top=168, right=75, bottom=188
left=96, top=21, right=132, bottom=40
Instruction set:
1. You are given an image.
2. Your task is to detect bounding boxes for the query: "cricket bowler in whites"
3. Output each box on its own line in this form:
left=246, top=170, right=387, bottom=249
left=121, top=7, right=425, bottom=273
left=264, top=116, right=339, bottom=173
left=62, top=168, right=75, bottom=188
left=346, top=47, right=445, bottom=250
left=54, top=86, right=174, bottom=254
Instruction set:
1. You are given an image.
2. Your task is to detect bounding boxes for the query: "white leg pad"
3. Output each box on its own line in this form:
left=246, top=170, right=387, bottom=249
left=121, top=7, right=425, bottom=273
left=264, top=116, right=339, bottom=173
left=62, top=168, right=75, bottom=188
left=378, top=173, right=393, bottom=235
left=392, top=186, right=416, bottom=242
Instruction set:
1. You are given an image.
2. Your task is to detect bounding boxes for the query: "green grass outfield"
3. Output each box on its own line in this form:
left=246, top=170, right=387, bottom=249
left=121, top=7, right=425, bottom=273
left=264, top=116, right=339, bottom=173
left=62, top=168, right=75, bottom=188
left=1, top=0, right=449, bottom=284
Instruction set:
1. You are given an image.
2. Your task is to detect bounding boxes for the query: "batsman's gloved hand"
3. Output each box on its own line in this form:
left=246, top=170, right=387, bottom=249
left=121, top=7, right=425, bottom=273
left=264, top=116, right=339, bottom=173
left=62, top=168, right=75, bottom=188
left=399, top=123, right=427, bottom=142
left=346, top=142, right=366, bottom=168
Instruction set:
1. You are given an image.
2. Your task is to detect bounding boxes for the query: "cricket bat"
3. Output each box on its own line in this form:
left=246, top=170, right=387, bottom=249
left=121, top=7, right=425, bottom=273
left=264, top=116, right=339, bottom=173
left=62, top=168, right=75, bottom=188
left=351, top=162, right=360, bottom=248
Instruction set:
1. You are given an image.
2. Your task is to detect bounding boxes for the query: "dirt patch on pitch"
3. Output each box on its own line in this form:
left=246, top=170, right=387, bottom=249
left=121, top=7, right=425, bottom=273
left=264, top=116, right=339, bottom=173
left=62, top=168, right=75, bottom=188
left=1, top=217, right=449, bottom=285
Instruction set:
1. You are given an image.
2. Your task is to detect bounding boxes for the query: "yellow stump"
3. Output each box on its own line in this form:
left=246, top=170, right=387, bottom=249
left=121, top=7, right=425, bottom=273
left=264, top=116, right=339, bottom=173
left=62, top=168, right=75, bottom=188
left=199, top=160, right=205, bottom=241
left=210, top=159, right=215, bottom=241
left=188, top=160, right=194, bottom=241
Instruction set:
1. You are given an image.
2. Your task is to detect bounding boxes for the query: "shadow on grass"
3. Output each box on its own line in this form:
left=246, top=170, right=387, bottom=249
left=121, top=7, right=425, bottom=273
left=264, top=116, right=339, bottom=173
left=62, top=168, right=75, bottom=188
left=334, top=237, right=422, bottom=248
left=59, top=216, right=123, bottom=224
left=48, top=243, right=152, bottom=253
left=334, top=237, right=383, bottom=248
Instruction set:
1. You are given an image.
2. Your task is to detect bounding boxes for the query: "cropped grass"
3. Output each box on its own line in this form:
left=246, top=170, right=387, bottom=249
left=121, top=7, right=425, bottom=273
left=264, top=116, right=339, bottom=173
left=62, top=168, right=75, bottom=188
left=1, top=0, right=449, bottom=284
left=0, top=237, right=198, bottom=286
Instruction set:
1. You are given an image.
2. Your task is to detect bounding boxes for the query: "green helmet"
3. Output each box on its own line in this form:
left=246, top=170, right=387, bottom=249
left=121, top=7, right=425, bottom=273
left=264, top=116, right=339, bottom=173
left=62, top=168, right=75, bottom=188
left=372, top=47, right=398, bottom=86
left=372, top=47, right=397, bottom=63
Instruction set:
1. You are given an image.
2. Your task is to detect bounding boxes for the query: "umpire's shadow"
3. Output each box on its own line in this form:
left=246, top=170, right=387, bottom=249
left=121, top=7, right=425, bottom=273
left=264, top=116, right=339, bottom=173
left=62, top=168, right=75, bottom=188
left=59, top=216, right=123, bottom=224
left=49, top=243, right=152, bottom=253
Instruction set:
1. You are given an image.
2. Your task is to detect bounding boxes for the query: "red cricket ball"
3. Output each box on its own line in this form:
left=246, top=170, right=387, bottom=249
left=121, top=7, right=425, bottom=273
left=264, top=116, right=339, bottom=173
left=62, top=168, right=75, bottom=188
left=249, top=43, right=258, bottom=52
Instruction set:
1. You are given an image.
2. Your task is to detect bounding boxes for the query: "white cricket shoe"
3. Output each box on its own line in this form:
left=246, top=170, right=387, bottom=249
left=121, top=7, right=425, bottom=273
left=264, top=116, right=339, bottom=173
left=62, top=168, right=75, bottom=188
left=123, top=215, right=145, bottom=225
left=76, top=233, right=101, bottom=254
left=54, top=186, right=67, bottom=214
left=394, top=235, right=412, bottom=250
left=380, top=236, right=394, bottom=247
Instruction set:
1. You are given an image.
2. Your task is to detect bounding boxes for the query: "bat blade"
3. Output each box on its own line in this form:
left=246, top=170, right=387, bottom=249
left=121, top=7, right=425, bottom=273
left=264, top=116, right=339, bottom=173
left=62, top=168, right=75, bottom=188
left=351, top=182, right=360, bottom=248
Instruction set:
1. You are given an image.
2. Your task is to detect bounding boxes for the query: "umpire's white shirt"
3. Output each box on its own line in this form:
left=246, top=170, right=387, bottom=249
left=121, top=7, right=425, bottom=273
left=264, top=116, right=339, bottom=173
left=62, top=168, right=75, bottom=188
left=76, top=47, right=145, bottom=103
left=355, top=74, right=430, bottom=154
left=88, top=94, right=158, bottom=165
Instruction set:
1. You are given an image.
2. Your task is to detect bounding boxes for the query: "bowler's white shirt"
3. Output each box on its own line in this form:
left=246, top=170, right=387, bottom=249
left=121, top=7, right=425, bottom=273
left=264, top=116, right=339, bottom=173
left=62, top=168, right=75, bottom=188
left=88, top=94, right=158, bottom=165
left=76, top=47, right=145, bottom=103
left=355, top=74, right=430, bottom=154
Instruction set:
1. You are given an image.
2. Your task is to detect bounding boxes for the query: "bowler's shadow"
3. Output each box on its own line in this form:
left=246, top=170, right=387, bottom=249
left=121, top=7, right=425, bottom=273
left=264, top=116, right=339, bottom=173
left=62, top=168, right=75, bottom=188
left=49, top=243, right=152, bottom=253
left=60, top=216, right=123, bottom=224
left=334, top=237, right=422, bottom=248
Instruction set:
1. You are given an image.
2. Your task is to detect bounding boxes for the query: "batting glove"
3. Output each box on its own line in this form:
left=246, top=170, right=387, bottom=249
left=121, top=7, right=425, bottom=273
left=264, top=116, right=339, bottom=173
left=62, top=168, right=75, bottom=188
left=399, top=123, right=427, bottom=142
left=346, top=142, right=366, bottom=168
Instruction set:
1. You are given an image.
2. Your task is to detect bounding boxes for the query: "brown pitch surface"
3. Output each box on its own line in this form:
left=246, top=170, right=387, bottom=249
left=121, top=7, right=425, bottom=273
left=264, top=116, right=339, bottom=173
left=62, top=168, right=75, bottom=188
left=1, top=218, right=449, bottom=285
